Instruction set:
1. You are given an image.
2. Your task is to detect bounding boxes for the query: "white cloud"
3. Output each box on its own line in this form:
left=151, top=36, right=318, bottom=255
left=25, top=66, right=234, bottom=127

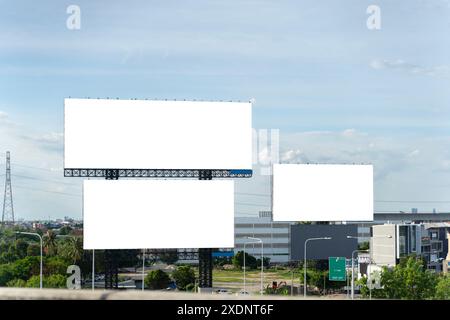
left=370, top=59, right=450, bottom=77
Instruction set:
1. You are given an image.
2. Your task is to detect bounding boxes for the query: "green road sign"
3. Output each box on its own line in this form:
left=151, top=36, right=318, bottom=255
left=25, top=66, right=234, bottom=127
left=329, top=257, right=346, bottom=281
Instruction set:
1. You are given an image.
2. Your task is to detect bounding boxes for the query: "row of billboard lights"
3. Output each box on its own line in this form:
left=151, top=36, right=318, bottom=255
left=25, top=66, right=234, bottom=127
left=67, top=96, right=253, bottom=103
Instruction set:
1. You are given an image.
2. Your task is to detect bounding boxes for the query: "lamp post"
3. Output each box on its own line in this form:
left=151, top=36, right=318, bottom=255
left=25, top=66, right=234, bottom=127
left=16, top=231, right=43, bottom=289
left=303, top=237, right=332, bottom=298
left=242, top=236, right=264, bottom=295
left=92, top=249, right=95, bottom=291
left=347, top=235, right=392, bottom=299
left=142, top=249, right=146, bottom=291
left=350, top=248, right=369, bottom=300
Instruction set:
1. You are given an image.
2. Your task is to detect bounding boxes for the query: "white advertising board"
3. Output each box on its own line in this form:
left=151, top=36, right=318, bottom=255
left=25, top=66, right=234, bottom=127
left=83, top=179, right=234, bottom=249
left=272, top=164, right=373, bottom=221
left=64, top=98, right=252, bottom=170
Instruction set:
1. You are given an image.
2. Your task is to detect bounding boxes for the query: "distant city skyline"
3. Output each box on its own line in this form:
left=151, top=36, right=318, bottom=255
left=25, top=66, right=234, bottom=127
left=0, top=1, right=449, bottom=219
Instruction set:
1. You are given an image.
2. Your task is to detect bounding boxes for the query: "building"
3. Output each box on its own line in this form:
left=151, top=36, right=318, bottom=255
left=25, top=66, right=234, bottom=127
left=234, top=211, right=292, bottom=264
left=422, top=223, right=450, bottom=272
left=371, top=223, right=422, bottom=267
left=290, top=223, right=358, bottom=261
left=371, top=223, right=450, bottom=272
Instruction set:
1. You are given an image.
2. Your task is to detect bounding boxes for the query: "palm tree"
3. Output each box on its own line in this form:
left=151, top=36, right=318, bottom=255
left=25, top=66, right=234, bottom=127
left=64, top=237, right=83, bottom=264
left=43, top=230, right=57, bottom=256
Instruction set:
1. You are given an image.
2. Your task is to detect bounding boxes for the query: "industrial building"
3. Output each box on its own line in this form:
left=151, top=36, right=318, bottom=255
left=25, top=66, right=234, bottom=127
left=234, top=211, right=292, bottom=264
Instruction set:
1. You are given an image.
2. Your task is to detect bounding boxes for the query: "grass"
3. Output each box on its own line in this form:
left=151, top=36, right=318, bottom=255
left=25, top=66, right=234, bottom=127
left=212, top=268, right=303, bottom=283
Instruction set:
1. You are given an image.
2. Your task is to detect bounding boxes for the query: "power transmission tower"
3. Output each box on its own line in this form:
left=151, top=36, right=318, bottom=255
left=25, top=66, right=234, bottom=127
left=2, top=151, right=14, bottom=225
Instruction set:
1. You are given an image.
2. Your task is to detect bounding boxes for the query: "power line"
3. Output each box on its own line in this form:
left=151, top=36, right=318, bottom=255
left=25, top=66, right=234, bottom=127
left=11, top=174, right=78, bottom=187
left=376, top=200, right=450, bottom=203
left=13, top=185, right=81, bottom=198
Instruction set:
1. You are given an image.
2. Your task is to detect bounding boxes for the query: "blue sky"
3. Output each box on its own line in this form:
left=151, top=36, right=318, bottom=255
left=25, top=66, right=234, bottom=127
left=0, top=0, right=449, bottom=219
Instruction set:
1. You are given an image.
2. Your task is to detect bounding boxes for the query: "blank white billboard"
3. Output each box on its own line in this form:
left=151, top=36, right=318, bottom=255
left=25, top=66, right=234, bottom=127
left=83, top=179, right=234, bottom=249
left=64, top=98, right=252, bottom=170
left=272, top=164, right=373, bottom=221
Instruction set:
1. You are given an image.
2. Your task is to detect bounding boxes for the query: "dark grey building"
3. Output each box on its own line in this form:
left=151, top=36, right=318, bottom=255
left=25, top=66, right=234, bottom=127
left=290, top=224, right=358, bottom=260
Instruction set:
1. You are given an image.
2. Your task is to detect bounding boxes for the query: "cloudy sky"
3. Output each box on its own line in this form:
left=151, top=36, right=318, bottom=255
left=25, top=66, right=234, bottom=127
left=0, top=0, right=449, bottom=219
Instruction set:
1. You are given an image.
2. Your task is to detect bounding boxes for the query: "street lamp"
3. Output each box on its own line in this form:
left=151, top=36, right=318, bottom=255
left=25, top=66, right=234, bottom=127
left=347, top=235, right=392, bottom=299
left=92, top=249, right=95, bottom=291
left=142, top=249, right=146, bottom=291
left=16, top=231, right=43, bottom=289
left=304, top=237, right=332, bottom=298
left=242, top=236, right=264, bottom=295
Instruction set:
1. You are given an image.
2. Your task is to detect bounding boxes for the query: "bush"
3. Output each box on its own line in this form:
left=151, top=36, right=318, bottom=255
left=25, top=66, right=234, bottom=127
left=25, top=275, right=41, bottom=288
left=144, top=269, right=170, bottom=290
left=25, top=274, right=67, bottom=288
left=46, top=274, right=67, bottom=288
left=6, top=278, right=27, bottom=288
left=435, top=275, right=450, bottom=300
left=172, top=265, right=195, bottom=291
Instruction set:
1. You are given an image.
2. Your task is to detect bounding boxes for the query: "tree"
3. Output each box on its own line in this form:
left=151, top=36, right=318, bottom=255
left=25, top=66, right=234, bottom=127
left=159, top=249, right=178, bottom=265
left=256, top=257, right=271, bottom=269
left=43, top=230, right=57, bottom=256
left=27, top=243, right=41, bottom=256
left=435, top=275, right=450, bottom=300
left=12, top=256, right=40, bottom=280
left=358, top=241, right=369, bottom=251
left=45, top=256, right=70, bottom=276
left=144, top=269, right=170, bottom=289
left=358, top=256, right=438, bottom=300
left=172, top=265, right=195, bottom=291
left=0, top=250, right=17, bottom=264
left=15, top=239, right=29, bottom=259
left=59, top=237, right=83, bottom=264
left=232, top=251, right=257, bottom=270
left=59, top=226, right=73, bottom=236
left=0, top=264, right=15, bottom=286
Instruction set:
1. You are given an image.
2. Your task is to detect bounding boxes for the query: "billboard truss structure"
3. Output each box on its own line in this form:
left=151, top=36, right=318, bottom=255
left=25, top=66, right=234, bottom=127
left=64, top=168, right=252, bottom=179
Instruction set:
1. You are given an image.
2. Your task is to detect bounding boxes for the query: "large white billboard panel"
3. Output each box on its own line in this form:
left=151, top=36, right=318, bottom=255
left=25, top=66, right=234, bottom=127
left=272, top=164, right=373, bottom=221
left=64, top=98, right=252, bottom=170
left=83, top=179, right=234, bottom=249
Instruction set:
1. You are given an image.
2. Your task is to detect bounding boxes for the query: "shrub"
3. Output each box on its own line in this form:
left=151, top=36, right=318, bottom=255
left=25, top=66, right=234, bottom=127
left=6, top=278, right=27, bottom=288
left=435, top=275, right=450, bottom=300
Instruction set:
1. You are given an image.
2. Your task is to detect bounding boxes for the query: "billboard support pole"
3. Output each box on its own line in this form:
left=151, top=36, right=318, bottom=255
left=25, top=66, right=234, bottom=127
left=104, top=172, right=119, bottom=290
left=198, top=170, right=214, bottom=290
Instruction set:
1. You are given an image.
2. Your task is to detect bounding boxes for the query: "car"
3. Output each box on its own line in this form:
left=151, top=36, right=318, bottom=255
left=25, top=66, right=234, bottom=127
left=215, top=289, right=232, bottom=295
left=236, top=290, right=250, bottom=296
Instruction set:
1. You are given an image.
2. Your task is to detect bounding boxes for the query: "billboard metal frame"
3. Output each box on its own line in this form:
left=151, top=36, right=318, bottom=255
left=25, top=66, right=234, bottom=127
left=64, top=168, right=252, bottom=179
